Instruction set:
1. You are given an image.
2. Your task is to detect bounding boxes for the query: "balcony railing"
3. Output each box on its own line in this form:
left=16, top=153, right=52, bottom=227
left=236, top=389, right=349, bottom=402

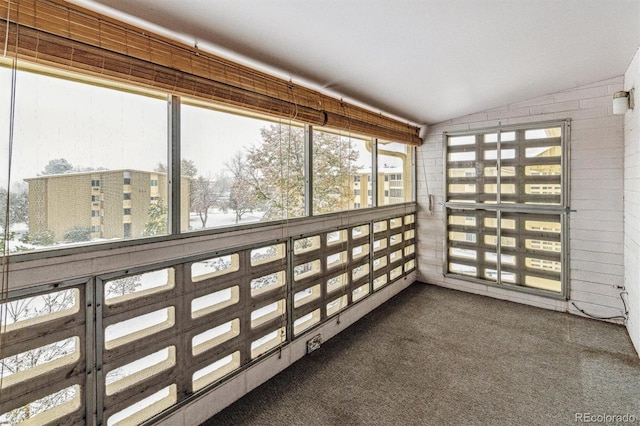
left=1, top=204, right=416, bottom=425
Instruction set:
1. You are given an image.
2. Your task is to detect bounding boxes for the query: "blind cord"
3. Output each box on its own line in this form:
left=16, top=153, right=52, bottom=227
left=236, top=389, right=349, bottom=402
left=3, top=0, right=10, bottom=57
left=1, top=26, right=19, bottom=400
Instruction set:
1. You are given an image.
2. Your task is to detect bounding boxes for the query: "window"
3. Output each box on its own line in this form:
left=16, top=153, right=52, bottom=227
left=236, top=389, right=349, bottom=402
left=1, top=66, right=168, bottom=253
left=384, top=190, right=389, bottom=197
left=91, top=225, right=100, bottom=233
left=445, top=123, right=567, bottom=295
left=181, top=103, right=305, bottom=231
left=1, top=63, right=417, bottom=256
left=312, top=129, right=372, bottom=213
left=124, top=208, right=131, bottom=216
left=378, top=141, right=413, bottom=206
left=390, top=189, right=403, bottom=198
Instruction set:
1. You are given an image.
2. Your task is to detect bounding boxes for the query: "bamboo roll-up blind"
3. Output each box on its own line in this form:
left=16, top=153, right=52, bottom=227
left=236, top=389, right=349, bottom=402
left=0, top=0, right=422, bottom=145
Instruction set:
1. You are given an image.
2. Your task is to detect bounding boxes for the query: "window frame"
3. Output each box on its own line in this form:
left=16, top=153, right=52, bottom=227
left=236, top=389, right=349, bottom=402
left=442, top=120, right=570, bottom=300
left=2, top=64, right=417, bottom=262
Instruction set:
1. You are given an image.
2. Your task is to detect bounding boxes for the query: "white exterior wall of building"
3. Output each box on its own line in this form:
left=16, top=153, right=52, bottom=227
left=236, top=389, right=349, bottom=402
left=417, top=76, right=629, bottom=325
left=624, top=46, right=640, bottom=356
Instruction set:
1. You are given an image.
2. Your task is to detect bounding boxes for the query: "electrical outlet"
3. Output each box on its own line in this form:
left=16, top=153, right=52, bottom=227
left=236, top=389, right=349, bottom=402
left=307, top=334, right=322, bottom=354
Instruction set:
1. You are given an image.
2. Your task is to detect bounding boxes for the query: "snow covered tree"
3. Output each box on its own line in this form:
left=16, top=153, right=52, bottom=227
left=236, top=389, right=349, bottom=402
left=239, top=124, right=360, bottom=220
left=191, top=173, right=230, bottom=227
left=41, top=158, right=73, bottom=175
left=0, top=186, right=29, bottom=227
left=63, top=226, right=92, bottom=242
left=141, top=197, right=168, bottom=237
left=225, top=152, right=262, bottom=223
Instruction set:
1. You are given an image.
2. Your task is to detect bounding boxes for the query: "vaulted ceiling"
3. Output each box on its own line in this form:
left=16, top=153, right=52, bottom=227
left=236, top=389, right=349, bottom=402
left=78, top=0, right=640, bottom=125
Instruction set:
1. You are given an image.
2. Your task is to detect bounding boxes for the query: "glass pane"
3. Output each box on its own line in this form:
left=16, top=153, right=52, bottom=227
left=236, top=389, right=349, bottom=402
left=181, top=103, right=305, bottom=231
left=447, top=208, right=497, bottom=283
left=378, top=141, right=412, bottom=206
left=2, top=66, right=168, bottom=253
left=312, top=129, right=372, bottom=214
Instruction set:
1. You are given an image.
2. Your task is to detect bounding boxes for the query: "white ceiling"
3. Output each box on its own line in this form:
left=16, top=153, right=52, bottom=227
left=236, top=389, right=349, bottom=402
left=80, top=0, right=640, bottom=125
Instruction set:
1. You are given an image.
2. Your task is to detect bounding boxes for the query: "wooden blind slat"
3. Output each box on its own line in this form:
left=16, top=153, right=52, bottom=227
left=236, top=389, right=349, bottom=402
left=0, top=0, right=421, bottom=145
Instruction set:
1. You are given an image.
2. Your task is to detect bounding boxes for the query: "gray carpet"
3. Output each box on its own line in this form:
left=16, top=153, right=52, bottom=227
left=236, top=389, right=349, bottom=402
left=204, top=283, right=640, bottom=425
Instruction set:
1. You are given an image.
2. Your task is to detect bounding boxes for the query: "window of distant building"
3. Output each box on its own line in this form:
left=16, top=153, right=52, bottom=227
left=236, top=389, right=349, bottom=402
left=444, top=122, right=568, bottom=297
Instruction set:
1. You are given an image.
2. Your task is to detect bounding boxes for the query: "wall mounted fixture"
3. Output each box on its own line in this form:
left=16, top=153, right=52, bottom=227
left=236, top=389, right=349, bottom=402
left=612, top=88, right=635, bottom=115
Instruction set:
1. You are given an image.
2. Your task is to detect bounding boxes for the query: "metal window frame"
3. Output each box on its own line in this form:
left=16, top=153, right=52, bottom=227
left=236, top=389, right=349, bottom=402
left=442, top=119, right=571, bottom=300
left=3, top=69, right=419, bottom=266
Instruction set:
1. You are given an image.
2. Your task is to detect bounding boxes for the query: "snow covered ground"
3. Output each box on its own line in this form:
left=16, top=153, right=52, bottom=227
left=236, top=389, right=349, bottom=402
left=187, top=208, right=263, bottom=231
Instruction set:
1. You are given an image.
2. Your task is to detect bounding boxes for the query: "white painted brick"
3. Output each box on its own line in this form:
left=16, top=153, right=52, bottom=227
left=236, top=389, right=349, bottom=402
left=529, top=100, right=581, bottom=115
left=571, top=158, right=622, bottom=170
left=571, top=249, right=623, bottom=266
left=624, top=45, right=640, bottom=357
left=571, top=198, right=623, bottom=212
left=486, top=106, right=531, bottom=120
left=570, top=260, right=624, bottom=276
left=570, top=282, right=624, bottom=298
left=417, top=76, right=629, bottom=335
left=571, top=116, right=622, bottom=131
left=571, top=229, right=623, bottom=244
left=578, top=96, right=612, bottom=109
left=450, top=112, right=489, bottom=125
left=570, top=218, right=622, bottom=233
left=571, top=270, right=623, bottom=287
left=572, top=126, right=623, bottom=141
left=508, top=94, right=557, bottom=108
left=570, top=189, right=623, bottom=202
left=552, top=85, right=610, bottom=102
left=571, top=147, right=624, bottom=161
left=569, top=240, right=623, bottom=255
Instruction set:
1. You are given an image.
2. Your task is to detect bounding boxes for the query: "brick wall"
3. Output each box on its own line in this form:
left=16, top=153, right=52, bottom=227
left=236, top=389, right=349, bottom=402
left=624, top=46, right=640, bottom=355
left=417, top=76, right=628, bottom=319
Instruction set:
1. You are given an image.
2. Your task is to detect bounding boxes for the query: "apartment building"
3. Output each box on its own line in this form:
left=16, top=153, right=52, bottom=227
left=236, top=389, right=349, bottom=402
left=352, top=167, right=407, bottom=208
left=26, top=170, right=190, bottom=242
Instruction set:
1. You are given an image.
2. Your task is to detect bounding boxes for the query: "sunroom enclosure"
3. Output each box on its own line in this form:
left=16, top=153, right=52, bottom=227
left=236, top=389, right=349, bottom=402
left=0, top=1, right=418, bottom=424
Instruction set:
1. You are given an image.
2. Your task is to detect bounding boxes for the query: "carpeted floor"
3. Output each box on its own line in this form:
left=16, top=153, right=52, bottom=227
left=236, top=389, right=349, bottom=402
left=205, top=283, right=640, bottom=425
